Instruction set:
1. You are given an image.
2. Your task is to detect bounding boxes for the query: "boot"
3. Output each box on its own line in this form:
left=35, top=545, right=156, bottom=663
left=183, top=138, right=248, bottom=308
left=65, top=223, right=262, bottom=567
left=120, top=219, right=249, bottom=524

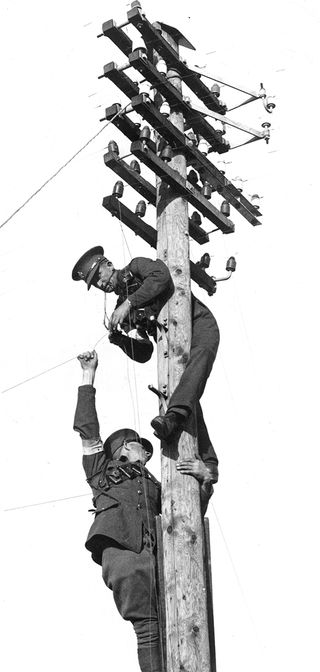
left=151, top=411, right=184, bottom=441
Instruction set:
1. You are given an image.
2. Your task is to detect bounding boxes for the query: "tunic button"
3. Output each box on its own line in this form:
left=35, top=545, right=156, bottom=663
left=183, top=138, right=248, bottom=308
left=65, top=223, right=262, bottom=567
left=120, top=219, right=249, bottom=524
left=137, top=489, right=142, bottom=495
left=137, top=479, right=142, bottom=484
left=137, top=503, right=142, bottom=510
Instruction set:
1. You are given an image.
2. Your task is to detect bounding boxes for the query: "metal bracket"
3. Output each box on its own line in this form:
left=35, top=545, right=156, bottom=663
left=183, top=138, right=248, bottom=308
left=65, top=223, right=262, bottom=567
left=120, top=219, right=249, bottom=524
left=148, top=384, right=168, bottom=414
left=148, top=384, right=168, bottom=401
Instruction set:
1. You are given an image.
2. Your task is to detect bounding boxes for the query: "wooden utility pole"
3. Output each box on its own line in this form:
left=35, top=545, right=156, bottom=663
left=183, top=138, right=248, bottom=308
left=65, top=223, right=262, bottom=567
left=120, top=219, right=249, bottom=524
left=156, top=27, right=211, bottom=672
left=100, top=7, right=270, bottom=671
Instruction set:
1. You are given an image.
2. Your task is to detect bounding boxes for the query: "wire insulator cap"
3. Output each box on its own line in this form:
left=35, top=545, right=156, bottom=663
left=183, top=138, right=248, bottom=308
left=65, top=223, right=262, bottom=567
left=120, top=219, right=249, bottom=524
left=130, top=159, right=141, bottom=174
left=202, top=181, right=212, bottom=199
left=188, top=170, right=199, bottom=186
left=161, top=145, right=173, bottom=162
left=211, top=83, right=220, bottom=97
left=226, top=256, right=236, bottom=272
left=140, top=126, right=151, bottom=144
left=135, top=200, right=147, bottom=217
left=160, top=101, right=170, bottom=117
left=197, top=253, right=211, bottom=269
left=112, top=181, right=124, bottom=198
left=108, top=140, right=119, bottom=155
left=220, top=200, right=230, bottom=216
left=190, top=211, right=202, bottom=226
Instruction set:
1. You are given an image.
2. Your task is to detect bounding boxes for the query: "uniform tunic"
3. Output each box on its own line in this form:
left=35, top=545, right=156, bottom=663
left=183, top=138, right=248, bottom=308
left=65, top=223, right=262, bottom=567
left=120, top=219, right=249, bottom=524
left=74, top=385, right=162, bottom=672
left=74, top=385, right=161, bottom=565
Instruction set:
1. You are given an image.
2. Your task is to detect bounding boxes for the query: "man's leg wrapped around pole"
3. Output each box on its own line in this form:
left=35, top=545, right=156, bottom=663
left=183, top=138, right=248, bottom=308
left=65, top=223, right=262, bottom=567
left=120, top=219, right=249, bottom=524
left=168, top=298, right=220, bottom=414
left=102, top=542, right=162, bottom=672
left=151, top=299, right=220, bottom=440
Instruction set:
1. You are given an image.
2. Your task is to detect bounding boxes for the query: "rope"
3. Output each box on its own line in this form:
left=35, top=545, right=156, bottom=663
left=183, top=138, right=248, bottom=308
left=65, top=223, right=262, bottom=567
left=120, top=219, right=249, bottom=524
left=210, top=500, right=266, bottom=662
left=0, top=104, right=130, bottom=231
left=2, top=356, right=77, bottom=394
left=4, top=492, right=91, bottom=512
left=2, top=331, right=110, bottom=394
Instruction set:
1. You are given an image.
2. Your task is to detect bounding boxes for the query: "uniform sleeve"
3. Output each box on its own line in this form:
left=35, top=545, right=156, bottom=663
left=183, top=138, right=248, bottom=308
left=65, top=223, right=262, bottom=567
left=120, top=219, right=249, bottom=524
left=127, top=258, right=173, bottom=309
left=73, top=385, right=103, bottom=454
left=200, top=482, right=214, bottom=516
left=82, top=450, right=107, bottom=481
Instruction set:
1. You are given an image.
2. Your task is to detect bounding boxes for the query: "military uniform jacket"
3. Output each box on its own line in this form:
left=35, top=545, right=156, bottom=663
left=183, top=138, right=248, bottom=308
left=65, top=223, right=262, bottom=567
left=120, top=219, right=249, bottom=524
left=114, top=257, right=174, bottom=336
left=74, top=386, right=161, bottom=565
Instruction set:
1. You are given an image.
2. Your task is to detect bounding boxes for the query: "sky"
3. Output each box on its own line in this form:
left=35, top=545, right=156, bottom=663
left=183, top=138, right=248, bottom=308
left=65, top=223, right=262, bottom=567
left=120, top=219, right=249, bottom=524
left=1, top=1, right=320, bottom=671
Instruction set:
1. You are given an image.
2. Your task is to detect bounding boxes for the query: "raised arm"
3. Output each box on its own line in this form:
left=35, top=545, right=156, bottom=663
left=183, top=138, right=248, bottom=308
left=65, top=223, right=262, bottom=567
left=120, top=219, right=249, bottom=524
left=73, top=351, right=104, bottom=455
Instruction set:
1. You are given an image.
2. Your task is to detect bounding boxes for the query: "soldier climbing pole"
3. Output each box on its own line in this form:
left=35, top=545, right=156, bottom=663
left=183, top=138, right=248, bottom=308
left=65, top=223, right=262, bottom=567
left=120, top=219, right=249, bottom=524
left=98, top=2, right=274, bottom=670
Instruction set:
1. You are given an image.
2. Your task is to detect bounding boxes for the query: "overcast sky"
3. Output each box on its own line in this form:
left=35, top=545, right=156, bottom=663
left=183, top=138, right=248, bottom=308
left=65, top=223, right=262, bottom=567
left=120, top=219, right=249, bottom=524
left=1, top=1, right=320, bottom=671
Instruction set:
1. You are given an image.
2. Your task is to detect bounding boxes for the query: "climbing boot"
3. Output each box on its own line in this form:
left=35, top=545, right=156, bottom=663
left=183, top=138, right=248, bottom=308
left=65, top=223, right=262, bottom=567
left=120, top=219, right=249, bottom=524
left=151, top=411, right=184, bottom=441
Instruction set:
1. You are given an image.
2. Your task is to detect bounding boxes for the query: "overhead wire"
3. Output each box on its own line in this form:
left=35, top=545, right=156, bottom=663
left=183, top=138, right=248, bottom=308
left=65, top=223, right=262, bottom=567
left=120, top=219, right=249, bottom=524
left=4, top=492, right=91, bottom=512
left=2, top=329, right=110, bottom=394
left=0, top=103, right=131, bottom=231
left=210, top=500, right=267, bottom=669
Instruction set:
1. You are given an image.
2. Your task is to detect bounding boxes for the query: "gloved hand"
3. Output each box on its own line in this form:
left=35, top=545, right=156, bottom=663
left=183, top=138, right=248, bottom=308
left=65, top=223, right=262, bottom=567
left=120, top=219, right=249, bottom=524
left=109, top=332, right=153, bottom=363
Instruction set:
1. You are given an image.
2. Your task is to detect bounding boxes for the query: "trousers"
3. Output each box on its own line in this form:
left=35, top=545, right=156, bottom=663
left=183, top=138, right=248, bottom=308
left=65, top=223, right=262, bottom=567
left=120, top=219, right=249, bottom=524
left=167, top=298, right=220, bottom=478
left=102, top=542, right=162, bottom=672
left=168, top=297, right=220, bottom=413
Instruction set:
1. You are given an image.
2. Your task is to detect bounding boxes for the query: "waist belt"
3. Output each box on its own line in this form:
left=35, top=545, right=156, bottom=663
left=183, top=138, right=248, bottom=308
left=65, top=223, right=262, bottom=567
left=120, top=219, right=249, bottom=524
left=88, top=463, right=160, bottom=513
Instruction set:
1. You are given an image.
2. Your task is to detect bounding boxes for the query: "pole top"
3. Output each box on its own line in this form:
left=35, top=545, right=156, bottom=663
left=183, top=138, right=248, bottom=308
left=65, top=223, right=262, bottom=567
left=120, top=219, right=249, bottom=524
left=154, top=21, right=196, bottom=50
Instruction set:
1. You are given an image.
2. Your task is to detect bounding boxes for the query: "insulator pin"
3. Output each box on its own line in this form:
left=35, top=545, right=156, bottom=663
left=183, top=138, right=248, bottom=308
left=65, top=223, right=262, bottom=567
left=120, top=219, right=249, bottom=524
left=251, top=194, right=261, bottom=209
left=190, top=212, right=202, bottom=226
left=198, top=137, right=209, bottom=155
left=226, top=256, right=236, bottom=273
left=108, top=140, right=119, bottom=155
left=186, top=131, right=197, bottom=146
left=130, top=159, right=141, bottom=174
left=112, top=180, right=124, bottom=198
left=140, top=126, right=151, bottom=145
left=156, top=58, right=167, bottom=75
left=197, top=253, right=210, bottom=269
left=139, top=80, right=151, bottom=96
left=160, top=101, right=170, bottom=117
left=220, top=200, right=230, bottom=216
left=161, top=145, right=173, bottom=162
left=188, top=170, right=199, bottom=186
left=135, top=200, right=146, bottom=217
left=202, top=181, right=212, bottom=199
left=211, top=83, right=220, bottom=97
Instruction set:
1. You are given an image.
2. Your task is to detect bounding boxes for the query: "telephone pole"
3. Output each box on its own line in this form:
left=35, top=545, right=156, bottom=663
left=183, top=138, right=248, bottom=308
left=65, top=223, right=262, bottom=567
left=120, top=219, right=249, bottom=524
left=155, top=25, right=211, bottom=672
left=98, top=3, right=274, bottom=670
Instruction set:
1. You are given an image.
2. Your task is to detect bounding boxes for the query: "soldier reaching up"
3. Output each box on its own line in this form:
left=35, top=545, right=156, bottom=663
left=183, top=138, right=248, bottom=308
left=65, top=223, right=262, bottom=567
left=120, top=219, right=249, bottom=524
left=73, top=350, right=215, bottom=672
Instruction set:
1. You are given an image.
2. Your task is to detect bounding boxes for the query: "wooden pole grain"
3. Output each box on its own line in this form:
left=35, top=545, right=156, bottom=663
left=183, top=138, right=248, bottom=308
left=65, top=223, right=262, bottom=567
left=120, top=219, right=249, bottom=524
left=156, top=28, right=211, bottom=672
